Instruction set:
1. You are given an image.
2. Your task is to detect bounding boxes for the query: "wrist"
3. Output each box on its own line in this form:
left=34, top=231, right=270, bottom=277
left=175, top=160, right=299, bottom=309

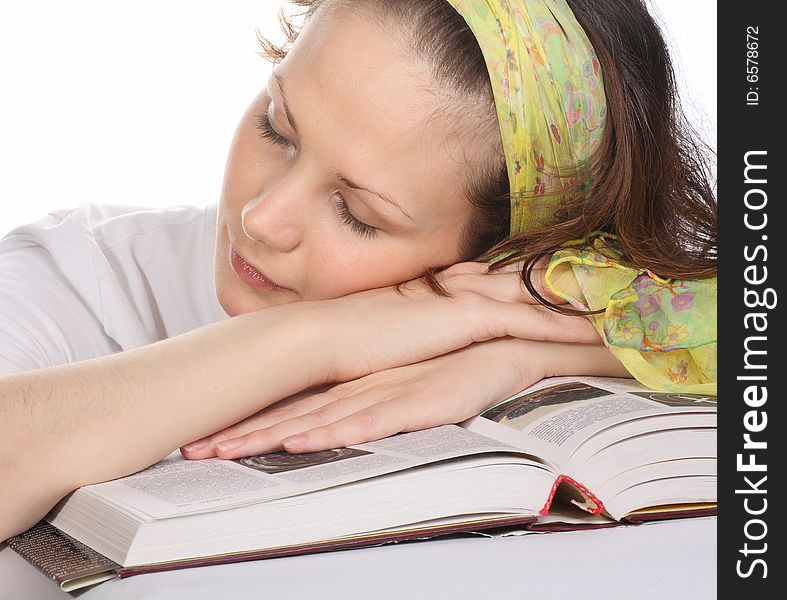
left=463, top=338, right=547, bottom=398
left=247, top=301, right=336, bottom=388
left=519, top=340, right=631, bottom=380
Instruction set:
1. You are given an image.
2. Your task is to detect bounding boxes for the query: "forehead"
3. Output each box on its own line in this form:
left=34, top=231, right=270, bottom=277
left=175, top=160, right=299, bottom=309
left=273, top=8, right=492, bottom=224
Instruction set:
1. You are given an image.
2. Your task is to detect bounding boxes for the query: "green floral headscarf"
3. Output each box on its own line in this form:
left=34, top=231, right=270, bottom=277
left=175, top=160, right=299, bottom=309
left=445, top=0, right=606, bottom=234
left=445, top=0, right=717, bottom=395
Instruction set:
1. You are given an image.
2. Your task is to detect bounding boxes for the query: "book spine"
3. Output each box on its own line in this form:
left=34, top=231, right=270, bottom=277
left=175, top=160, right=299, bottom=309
left=540, top=475, right=605, bottom=516
left=6, top=520, right=120, bottom=589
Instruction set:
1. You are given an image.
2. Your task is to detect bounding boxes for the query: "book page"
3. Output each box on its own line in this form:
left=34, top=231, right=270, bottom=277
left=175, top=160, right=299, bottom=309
left=76, top=425, right=534, bottom=520
left=463, top=376, right=716, bottom=469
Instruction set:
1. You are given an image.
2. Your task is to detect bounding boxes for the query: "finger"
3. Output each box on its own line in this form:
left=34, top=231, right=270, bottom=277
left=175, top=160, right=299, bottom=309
left=214, top=391, right=387, bottom=459
left=447, top=271, right=535, bottom=303
left=220, top=392, right=337, bottom=439
left=181, top=387, right=343, bottom=459
left=491, top=254, right=551, bottom=276
left=440, top=261, right=490, bottom=276
left=477, top=301, right=602, bottom=345
left=488, top=256, right=563, bottom=303
left=280, top=397, right=441, bottom=454
left=438, top=262, right=563, bottom=306
left=181, top=425, right=257, bottom=459
left=399, top=262, right=530, bottom=302
left=180, top=436, right=219, bottom=459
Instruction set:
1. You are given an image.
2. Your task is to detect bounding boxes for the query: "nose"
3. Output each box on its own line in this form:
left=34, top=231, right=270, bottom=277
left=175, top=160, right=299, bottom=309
left=241, top=172, right=305, bottom=253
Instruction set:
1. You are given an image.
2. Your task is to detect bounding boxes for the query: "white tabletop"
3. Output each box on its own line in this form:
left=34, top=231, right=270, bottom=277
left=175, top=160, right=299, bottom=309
left=0, top=517, right=716, bottom=600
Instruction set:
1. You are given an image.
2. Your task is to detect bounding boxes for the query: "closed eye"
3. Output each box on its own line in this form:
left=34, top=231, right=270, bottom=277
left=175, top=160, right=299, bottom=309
left=254, top=112, right=295, bottom=150
left=253, top=111, right=378, bottom=239
left=334, top=194, right=378, bottom=239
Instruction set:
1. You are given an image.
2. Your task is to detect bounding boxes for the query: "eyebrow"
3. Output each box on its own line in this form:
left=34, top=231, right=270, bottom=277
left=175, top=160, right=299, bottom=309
left=272, top=72, right=413, bottom=222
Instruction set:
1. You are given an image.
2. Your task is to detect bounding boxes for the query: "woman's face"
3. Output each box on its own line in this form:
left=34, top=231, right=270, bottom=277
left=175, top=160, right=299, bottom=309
left=215, top=7, right=498, bottom=316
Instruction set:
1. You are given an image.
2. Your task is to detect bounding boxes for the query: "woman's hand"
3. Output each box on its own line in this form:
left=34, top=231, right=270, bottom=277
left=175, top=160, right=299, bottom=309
left=300, top=259, right=597, bottom=385
left=181, top=337, right=540, bottom=459
left=180, top=338, right=626, bottom=459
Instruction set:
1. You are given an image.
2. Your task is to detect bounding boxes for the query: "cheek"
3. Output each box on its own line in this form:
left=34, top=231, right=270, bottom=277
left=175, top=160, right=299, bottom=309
left=220, top=98, right=282, bottom=209
left=303, top=244, right=432, bottom=300
left=223, top=130, right=270, bottom=202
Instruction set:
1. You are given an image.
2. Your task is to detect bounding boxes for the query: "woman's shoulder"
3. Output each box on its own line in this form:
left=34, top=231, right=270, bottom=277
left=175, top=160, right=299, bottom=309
left=0, top=202, right=225, bottom=360
left=1, top=203, right=218, bottom=291
left=3, top=202, right=214, bottom=244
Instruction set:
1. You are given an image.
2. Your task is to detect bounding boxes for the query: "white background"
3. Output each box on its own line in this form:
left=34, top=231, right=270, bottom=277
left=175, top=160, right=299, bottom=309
left=0, top=0, right=716, bottom=234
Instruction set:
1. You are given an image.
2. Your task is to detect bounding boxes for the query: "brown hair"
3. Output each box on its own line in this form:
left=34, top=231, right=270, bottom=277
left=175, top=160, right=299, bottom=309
left=256, top=0, right=717, bottom=314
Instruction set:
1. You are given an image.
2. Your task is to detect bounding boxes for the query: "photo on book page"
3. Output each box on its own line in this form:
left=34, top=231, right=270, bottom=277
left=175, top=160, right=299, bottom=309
left=481, top=382, right=614, bottom=432
left=237, top=447, right=371, bottom=474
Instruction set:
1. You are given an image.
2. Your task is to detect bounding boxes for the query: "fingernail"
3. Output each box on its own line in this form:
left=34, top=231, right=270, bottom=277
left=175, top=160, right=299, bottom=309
left=182, top=439, right=210, bottom=451
left=216, top=439, right=244, bottom=453
left=282, top=435, right=306, bottom=449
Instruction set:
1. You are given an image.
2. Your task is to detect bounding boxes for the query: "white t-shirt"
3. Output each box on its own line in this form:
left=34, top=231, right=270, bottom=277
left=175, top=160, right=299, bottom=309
left=0, top=204, right=229, bottom=377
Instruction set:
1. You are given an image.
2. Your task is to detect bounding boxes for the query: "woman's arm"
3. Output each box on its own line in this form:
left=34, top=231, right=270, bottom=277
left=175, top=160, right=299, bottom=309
left=0, top=270, right=597, bottom=541
left=181, top=337, right=630, bottom=459
left=0, top=308, right=317, bottom=541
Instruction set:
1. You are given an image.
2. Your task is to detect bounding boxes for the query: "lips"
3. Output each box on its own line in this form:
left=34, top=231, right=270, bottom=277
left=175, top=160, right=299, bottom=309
left=230, top=247, right=290, bottom=292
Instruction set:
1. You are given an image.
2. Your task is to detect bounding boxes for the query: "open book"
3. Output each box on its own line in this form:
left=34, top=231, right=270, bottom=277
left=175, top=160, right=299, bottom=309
left=8, top=375, right=717, bottom=591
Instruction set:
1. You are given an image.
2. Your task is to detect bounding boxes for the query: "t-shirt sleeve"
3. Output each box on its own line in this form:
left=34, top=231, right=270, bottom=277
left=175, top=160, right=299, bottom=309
left=0, top=244, right=117, bottom=377
left=544, top=232, right=717, bottom=396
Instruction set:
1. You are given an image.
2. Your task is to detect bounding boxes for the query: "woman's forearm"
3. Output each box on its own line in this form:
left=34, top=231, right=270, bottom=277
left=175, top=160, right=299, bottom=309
left=0, top=307, right=325, bottom=540
left=510, top=338, right=631, bottom=381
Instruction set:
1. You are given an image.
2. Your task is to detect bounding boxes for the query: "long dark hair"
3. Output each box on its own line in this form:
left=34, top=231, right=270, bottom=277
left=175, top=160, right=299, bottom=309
left=256, top=0, right=717, bottom=314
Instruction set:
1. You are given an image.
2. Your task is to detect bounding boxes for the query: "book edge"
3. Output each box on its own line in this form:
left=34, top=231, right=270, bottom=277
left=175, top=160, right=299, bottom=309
left=116, top=514, right=538, bottom=578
